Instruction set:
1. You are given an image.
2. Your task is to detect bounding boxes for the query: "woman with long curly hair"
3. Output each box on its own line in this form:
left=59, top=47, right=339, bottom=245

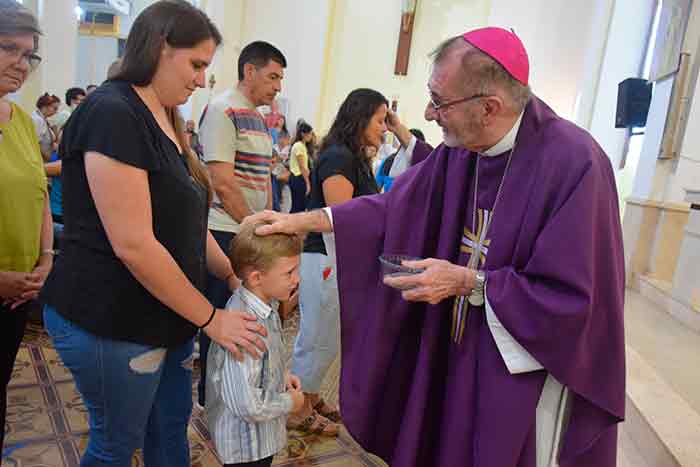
left=286, top=88, right=387, bottom=436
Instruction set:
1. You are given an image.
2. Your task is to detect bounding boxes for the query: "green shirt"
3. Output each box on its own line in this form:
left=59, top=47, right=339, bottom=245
left=0, top=101, right=47, bottom=273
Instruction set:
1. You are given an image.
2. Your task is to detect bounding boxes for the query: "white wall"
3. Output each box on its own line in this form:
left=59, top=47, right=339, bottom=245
left=39, top=0, right=79, bottom=105
left=239, top=1, right=331, bottom=132
left=488, top=0, right=613, bottom=123
left=15, top=0, right=41, bottom=111
left=630, top=76, right=675, bottom=199
left=189, top=0, right=634, bottom=155
left=319, top=0, right=492, bottom=146
left=589, top=0, right=656, bottom=168
left=631, top=0, right=700, bottom=202
left=185, top=0, right=245, bottom=126
left=10, top=0, right=79, bottom=112
left=195, top=0, right=487, bottom=147
left=76, top=35, right=119, bottom=88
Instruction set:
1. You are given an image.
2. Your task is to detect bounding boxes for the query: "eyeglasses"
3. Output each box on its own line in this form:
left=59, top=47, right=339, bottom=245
left=0, top=42, right=42, bottom=71
left=428, top=93, right=488, bottom=112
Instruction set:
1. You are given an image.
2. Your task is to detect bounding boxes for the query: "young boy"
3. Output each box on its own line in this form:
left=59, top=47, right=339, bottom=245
left=206, top=222, right=305, bottom=467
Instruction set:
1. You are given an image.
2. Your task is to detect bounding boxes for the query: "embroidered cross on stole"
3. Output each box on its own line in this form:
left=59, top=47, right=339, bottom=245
left=451, top=209, right=491, bottom=343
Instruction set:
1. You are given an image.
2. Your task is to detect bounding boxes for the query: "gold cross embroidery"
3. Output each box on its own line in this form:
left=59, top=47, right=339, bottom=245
left=460, top=209, right=491, bottom=268
left=452, top=209, right=491, bottom=343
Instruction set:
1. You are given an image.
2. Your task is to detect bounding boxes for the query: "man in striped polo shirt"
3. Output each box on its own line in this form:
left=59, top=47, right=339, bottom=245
left=198, top=41, right=287, bottom=406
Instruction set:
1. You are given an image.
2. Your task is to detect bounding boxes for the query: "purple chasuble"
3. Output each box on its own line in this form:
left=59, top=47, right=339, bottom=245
left=331, top=97, right=625, bottom=467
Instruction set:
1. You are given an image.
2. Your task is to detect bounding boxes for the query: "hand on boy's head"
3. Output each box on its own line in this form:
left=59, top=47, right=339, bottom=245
left=245, top=210, right=297, bottom=236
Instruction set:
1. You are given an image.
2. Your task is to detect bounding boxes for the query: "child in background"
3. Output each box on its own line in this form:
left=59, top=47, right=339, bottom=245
left=206, top=222, right=305, bottom=467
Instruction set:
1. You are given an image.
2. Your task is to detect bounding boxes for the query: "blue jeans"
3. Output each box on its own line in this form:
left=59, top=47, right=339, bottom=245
left=44, top=306, right=194, bottom=467
left=271, top=175, right=281, bottom=212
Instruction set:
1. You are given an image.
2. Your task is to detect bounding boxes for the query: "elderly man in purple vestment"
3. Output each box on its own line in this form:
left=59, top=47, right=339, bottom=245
left=246, top=27, right=625, bottom=467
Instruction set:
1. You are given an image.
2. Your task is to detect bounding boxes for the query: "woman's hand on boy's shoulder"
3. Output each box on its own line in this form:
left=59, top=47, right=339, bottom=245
left=205, top=308, right=268, bottom=361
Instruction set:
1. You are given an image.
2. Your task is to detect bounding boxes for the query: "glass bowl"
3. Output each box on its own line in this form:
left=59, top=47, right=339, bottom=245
left=379, top=255, right=425, bottom=290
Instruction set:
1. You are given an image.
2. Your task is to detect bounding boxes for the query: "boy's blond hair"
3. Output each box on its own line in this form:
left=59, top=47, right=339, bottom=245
left=230, top=221, right=302, bottom=280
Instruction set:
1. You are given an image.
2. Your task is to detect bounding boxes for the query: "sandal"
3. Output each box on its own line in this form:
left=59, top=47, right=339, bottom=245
left=287, top=410, right=340, bottom=437
left=313, top=399, right=342, bottom=423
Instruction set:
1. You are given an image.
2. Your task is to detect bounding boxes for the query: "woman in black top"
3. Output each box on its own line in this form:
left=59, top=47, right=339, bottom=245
left=40, top=2, right=267, bottom=465
left=287, top=89, right=388, bottom=435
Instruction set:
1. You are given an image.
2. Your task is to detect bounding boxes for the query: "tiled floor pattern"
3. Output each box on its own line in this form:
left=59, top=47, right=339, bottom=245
left=2, top=320, right=385, bottom=467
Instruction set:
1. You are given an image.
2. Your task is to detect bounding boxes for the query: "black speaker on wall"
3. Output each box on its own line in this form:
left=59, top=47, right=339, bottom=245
left=615, top=78, right=652, bottom=128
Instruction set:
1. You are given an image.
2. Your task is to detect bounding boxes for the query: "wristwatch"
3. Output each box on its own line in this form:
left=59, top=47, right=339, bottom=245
left=474, top=270, right=486, bottom=290
left=468, top=270, right=486, bottom=307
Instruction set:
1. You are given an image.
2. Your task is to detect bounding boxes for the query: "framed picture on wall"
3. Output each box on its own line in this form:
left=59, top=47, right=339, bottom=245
left=649, top=0, right=692, bottom=81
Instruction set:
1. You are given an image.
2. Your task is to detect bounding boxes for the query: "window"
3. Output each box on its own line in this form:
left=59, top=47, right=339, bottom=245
left=621, top=0, right=662, bottom=171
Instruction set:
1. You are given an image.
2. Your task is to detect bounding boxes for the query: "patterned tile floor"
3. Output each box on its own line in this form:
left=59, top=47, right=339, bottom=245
left=2, top=319, right=386, bottom=467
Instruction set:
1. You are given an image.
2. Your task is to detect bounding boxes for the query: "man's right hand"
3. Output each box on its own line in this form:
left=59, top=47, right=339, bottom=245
left=245, top=209, right=333, bottom=236
left=204, top=309, right=268, bottom=361
left=244, top=210, right=298, bottom=235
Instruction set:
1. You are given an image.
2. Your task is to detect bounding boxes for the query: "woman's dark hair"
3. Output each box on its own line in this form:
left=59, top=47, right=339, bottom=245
left=36, top=93, right=60, bottom=109
left=113, top=0, right=221, bottom=205
left=409, top=128, right=426, bottom=142
left=290, top=122, right=313, bottom=155
left=114, top=0, right=221, bottom=86
left=106, top=58, right=122, bottom=80
left=0, top=0, right=41, bottom=49
left=321, top=88, right=388, bottom=156
left=65, top=87, right=86, bottom=106
left=292, top=122, right=312, bottom=143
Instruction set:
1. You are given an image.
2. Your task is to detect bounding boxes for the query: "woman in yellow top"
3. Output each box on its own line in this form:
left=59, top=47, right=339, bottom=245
left=288, top=121, right=313, bottom=213
left=0, top=0, right=53, bottom=449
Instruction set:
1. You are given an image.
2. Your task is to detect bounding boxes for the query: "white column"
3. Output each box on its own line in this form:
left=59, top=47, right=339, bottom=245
left=38, top=0, right=79, bottom=104
left=239, top=1, right=330, bottom=129
left=13, top=0, right=40, bottom=111
left=188, top=0, right=245, bottom=128
left=588, top=0, right=656, bottom=168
